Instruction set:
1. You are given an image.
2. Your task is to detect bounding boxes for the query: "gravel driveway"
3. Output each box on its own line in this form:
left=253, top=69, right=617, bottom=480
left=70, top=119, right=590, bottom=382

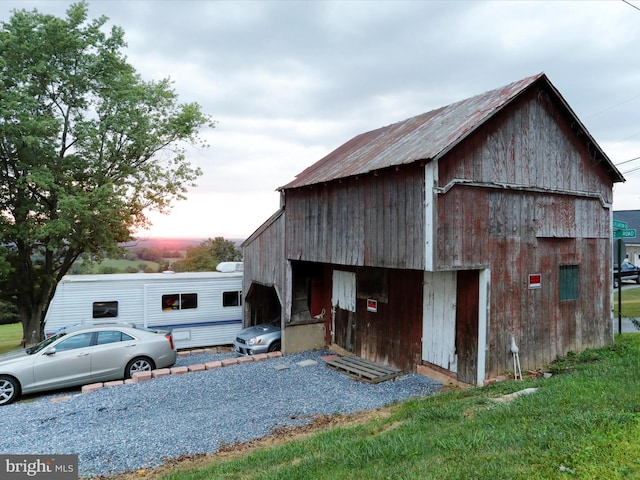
left=1, top=348, right=441, bottom=477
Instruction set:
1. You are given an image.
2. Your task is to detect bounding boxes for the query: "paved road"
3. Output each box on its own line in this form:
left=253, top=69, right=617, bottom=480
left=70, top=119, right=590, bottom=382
left=613, top=317, right=638, bottom=334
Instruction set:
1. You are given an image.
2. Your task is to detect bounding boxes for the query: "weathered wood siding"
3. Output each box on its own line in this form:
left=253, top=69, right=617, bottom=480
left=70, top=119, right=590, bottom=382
left=355, top=268, right=423, bottom=371
left=435, top=90, right=614, bottom=376
left=285, top=164, right=425, bottom=270
left=437, top=90, right=614, bottom=204
left=323, top=265, right=423, bottom=371
left=480, top=235, right=612, bottom=376
left=242, top=210, right=286, bottom=324
left=456, top=269, right=480, bottom=384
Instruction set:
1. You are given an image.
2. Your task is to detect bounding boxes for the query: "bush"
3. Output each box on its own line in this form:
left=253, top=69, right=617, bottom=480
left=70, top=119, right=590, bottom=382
left=0, top=300, right=19, bottom=325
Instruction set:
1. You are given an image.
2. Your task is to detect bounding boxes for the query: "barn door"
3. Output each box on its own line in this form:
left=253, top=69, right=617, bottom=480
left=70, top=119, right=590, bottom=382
left=422, top=271, right=457, bottom=372
left=456, top=270, right=479, bottom=384
left=332, top=270, right=356, bottom=352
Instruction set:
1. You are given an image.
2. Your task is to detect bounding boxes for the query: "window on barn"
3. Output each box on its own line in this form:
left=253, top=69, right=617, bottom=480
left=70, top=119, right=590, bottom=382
left=357, top=267, right=388, bottom=303
left=93, top=301, right=118, bottom=318
left=559, top=265, right=579, bottom=301
left=223, top=291, right=242, bottom=307
left=162, top=293, right=198, bottom=311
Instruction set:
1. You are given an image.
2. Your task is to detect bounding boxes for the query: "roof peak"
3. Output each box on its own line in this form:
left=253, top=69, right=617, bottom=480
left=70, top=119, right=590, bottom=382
left=280, top=73, right=620, bottom=190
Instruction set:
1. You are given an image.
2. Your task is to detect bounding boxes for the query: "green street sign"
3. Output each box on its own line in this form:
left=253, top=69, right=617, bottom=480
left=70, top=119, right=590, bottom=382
left=613, top=228, right=636, bottom=238
left=613, top=220, right=628, bottom=229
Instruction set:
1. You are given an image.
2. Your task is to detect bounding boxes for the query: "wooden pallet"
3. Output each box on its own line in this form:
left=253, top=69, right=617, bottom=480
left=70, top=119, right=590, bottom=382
left=324, top=355, right=402, bottom=383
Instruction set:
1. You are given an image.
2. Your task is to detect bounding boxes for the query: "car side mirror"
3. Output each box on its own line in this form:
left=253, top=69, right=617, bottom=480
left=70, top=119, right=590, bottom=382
left=44, top=347, right=56, bottom=356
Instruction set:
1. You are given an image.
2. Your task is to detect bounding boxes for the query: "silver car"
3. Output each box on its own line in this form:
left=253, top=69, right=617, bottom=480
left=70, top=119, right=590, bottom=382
left=0, top=323, right=176, bottom=406
left=233, top=323, right=281, bottom=355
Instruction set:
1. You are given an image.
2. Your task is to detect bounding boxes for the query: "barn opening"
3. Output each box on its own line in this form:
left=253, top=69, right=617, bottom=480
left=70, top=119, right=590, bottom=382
left=290, top=261, right=326, bottom=323
left=245, top=282, right=282, bottom=327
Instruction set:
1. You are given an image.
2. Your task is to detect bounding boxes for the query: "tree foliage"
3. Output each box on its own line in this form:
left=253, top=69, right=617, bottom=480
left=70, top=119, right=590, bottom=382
left=0, top=2, right=213, bottom=342
left=176, top=237, right=242, bottom=272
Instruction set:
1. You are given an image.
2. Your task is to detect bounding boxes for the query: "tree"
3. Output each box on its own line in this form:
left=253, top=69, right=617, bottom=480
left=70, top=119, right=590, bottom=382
left=177, top=237, right=242, bottom=272
left=0, top=2, right=213, bottom=343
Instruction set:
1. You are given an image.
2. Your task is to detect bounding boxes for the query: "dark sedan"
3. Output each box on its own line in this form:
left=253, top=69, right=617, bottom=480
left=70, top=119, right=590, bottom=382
left=613, top=262, right=640, bottom=288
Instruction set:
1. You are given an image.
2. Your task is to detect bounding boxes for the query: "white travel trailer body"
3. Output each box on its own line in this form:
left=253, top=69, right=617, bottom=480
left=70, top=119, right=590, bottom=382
left=43, top=269, right=243, bottom=349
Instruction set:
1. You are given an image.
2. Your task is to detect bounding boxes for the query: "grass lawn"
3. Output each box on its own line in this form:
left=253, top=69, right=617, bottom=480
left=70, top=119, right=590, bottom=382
left=1, top=310, right=638, bottom=479
left=84, top=258, right=160, bottom=273
left=0, top=322, right=22, bottom=355
left=106, top=334, right=640, bottom=480
left=613, top=286, right=640, bottom=318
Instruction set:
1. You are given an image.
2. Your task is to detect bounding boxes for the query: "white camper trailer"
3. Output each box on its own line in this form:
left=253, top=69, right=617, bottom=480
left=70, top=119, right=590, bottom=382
left=44, top=267, right=243, bottom=349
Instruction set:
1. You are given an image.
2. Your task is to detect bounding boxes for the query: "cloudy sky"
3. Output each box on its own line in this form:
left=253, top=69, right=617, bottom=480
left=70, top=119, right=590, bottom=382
left=2, top=0, right=640, bottom=239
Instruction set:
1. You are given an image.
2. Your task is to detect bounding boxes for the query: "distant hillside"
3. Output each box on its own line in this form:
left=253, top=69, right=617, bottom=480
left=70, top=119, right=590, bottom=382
left=67, top=237, right=246, bottom=275
left=121, top=237, right=246, bottom=251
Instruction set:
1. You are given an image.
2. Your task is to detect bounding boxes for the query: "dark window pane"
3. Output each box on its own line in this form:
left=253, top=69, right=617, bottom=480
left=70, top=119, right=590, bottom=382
left=181, top=293, right=198, bottom=309
left=162, top=294, right=179, bottom=310
left=93, top=301, right=118, bottom=318
left=96, top=331, right=134, bottom=344
left=55, top=332, right=93, bottom=352
left=223, top=291, right=241, bottom=307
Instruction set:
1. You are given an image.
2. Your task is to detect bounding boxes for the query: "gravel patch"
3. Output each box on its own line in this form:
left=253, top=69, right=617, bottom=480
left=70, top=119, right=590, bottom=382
left=0, top=349, right=441, bottom=477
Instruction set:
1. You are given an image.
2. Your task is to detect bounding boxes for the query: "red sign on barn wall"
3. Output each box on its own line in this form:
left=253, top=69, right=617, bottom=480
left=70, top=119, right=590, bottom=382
left=529, top=274, right=541, bottom=289
left=367, top=299, right=378, bottom=312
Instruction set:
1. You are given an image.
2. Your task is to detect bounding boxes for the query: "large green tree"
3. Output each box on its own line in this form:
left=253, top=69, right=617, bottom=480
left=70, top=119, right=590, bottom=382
left=175, top=237, right=242, bottom=272
left=0, top=3, right=213, bottom=343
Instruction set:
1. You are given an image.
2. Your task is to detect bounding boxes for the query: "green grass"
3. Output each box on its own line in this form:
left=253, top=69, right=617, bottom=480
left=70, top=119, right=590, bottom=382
left=148, top=336, right=640, bottom=480
left=0, top=322, right=23, bottom=354
left=613, top=287, right=640, bottom=318
left=1, top=309, right=638, bottom=478
left=83, top=258, right=160, bottom=273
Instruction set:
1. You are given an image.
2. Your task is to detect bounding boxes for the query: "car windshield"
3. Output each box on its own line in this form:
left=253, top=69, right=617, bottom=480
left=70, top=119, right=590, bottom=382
left=27, top=333, right=66, bottom=354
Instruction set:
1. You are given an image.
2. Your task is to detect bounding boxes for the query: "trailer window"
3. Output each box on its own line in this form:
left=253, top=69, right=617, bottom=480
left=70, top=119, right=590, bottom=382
left=162, top=293, right=198, bottom=311
left=93, top=301, right=118, bottom=318
left=223, top=291, right=242, bottom=307
left=163, top=295, right=179, bottom=310
left=181, top=293, right=197, bottom=309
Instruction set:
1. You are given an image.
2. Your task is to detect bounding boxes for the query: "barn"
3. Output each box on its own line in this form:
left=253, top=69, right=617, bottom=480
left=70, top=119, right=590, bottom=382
left=242, top=73, right=624, bottom=385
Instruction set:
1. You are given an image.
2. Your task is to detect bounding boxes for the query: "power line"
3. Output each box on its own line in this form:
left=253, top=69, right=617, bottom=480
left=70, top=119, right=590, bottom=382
left=584, top=93, right=640, bottom=119
left=583, top=3, right=640, bottom=168
left=619, top=156, right=640, bottom=174
left=616, top=156, right=640, bottom=167
left=622, top=164, right=640, bottom=175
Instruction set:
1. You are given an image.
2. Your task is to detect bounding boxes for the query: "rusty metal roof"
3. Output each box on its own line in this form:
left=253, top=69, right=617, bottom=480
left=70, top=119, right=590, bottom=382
left=280, top=73, right=623, bottom=190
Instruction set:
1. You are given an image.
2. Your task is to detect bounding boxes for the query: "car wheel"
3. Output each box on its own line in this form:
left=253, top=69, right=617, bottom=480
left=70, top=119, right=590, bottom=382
left=614, top=278, right=619, bottom=288
left=268, top=341, right=281, bottom=353
left=125, top=357, right=155, bottom=379
left=0, top=375, right=20, bottom=406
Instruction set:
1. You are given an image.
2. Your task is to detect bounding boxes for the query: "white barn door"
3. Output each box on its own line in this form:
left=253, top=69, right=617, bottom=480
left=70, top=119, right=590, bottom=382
left=422, top=271, right=458, bottom=373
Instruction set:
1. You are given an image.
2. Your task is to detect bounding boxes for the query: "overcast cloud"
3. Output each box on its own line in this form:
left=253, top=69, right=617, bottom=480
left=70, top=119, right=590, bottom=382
left=2, top=0, right=640, bottom=239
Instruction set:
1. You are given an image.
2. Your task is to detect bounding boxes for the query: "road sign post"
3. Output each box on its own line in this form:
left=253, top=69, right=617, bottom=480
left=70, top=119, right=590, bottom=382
left=615, top=238, right=625, bottom=334
left=612, top=221, right=635, bottom=334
